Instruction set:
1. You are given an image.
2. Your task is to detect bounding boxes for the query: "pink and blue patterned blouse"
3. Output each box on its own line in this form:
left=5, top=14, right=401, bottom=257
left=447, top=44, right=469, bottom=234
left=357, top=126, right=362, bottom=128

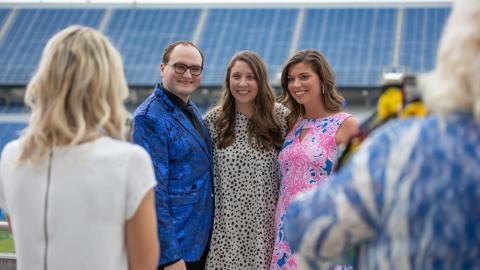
left=271, top=112, right=352, bottom=270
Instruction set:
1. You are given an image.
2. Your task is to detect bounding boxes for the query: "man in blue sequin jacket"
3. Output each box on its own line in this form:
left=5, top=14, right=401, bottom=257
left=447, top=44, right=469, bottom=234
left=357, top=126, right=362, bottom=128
left=133, top=41, right=213, bottom=270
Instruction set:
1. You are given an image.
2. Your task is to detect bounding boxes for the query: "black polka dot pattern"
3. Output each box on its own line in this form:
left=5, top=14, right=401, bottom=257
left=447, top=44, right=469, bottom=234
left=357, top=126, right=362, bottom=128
left=203, top=104, right=289, bottom=270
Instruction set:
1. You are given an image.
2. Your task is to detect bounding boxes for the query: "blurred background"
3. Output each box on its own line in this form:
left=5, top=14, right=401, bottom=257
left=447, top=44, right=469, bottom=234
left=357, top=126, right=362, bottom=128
left=0, top=0, right=452, bottom=267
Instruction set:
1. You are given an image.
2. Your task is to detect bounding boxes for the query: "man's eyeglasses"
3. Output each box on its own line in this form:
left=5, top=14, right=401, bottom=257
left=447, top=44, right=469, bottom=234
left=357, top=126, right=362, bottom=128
left=169, top=63, right=203, bottom=76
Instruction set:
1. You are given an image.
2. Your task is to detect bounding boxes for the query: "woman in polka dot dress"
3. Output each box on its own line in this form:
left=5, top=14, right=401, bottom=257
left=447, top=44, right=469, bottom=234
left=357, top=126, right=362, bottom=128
left=204, top=51, right=288, bottom=270
left=270, top=50, right=359, bottom=270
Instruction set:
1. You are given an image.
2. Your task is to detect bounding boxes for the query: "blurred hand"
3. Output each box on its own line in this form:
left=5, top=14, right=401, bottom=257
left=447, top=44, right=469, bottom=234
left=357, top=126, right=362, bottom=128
left=165, top=259, right=187, bottom=270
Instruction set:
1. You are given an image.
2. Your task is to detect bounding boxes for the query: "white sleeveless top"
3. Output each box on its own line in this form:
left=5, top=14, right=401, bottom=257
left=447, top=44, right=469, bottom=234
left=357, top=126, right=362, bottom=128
left=0, top=137, right=156, bottom=270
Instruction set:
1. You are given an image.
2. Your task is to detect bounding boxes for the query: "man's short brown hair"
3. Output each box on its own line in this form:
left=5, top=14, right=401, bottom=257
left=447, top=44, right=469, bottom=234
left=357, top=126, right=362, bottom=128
left=162, top=41, right=204, bottom=67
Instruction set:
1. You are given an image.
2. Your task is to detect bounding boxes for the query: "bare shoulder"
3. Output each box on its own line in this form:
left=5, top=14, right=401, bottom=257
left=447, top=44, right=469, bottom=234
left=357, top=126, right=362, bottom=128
left=336, top=116, right=359, bottom=145
left=0, top=139, right=21, bottom=165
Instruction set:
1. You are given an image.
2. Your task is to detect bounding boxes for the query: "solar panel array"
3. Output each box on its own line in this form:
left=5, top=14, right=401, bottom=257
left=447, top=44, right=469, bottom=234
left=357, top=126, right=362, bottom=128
left=0, top=7, right=450, bottom=88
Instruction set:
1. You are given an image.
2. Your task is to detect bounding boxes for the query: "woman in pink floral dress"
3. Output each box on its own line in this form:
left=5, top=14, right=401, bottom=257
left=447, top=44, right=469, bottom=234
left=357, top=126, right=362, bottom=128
left=271, top=49, right=359, bottom=270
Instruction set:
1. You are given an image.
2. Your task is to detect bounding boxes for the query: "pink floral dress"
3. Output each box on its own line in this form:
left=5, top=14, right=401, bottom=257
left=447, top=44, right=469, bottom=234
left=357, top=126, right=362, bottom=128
left=270, top=112, right=352, bottom=270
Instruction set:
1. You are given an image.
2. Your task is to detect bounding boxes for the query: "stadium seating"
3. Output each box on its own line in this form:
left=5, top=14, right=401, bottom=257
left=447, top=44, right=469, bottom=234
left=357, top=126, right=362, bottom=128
left=104, top=9, right=201, bottom=85
left=0, top=9, right=104, bottom=85
left=199, top=9, right=297, bottom=85
left=0, top=6, right=451, bottom=87
left=0, top=104, right=25, bottom=114
left=399, top=7, right=451, bottom=73
left=0, top=122, right=25, bottom=152
left=0, top=121, right=25, bottom=221
left=299, top=8, right=397, bottom=86
left=0, top=9, right=10, bottom=26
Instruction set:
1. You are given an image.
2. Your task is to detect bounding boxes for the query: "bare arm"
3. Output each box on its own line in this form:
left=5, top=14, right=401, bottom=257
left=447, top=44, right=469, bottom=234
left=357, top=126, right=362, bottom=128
left=336, top=117, right=359, bottom=145
left=6, top=215, right=12, bottom=234
left=126, top=189, right=159, bottom=270
left=165, top=259, right=187, bottom=270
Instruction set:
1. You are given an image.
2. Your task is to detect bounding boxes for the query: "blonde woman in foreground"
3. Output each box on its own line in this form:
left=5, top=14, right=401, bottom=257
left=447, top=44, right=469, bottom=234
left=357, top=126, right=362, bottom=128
left=0, top=26, right=158, bottom=270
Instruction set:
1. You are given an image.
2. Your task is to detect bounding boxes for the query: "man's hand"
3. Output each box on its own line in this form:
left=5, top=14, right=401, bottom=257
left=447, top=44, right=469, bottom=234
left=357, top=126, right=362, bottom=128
left=165, top=259, right=187, bottom=270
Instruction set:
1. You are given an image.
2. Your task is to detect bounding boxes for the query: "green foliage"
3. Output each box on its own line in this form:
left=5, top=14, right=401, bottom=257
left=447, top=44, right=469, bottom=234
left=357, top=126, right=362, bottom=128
left=0, top=231, right=15, bottom=253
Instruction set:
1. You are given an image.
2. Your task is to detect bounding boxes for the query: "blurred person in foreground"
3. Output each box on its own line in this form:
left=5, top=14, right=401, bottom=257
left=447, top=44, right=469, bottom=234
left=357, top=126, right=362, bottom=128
left=0, top=25, right=159, bottom=270
left=285, top=0, right=480, bottom=269
left=132, top=41, right=213, bottom=270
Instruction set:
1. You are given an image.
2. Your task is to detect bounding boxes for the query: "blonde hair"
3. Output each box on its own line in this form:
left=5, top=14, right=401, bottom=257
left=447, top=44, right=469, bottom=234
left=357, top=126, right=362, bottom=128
left=419, top=0, right=480, bottom=122
left=20, top=25, right=129, bottom=162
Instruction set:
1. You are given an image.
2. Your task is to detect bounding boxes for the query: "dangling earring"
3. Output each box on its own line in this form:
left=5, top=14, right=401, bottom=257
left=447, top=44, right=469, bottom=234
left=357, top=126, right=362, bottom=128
left=322, top=85, right=325, bottom=95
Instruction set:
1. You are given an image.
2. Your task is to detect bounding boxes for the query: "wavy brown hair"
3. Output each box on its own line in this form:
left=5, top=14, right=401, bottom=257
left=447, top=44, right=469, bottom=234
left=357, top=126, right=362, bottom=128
left=214, top=51, right=283, bottom=150
left=278, top=49, right=344, bottom=131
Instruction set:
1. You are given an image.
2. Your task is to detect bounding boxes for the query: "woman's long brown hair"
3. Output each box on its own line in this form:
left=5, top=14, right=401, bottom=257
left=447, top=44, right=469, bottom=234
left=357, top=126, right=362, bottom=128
left=278, top=49, right=344, bottom=132
left=214, top=51, right=283, bottom=150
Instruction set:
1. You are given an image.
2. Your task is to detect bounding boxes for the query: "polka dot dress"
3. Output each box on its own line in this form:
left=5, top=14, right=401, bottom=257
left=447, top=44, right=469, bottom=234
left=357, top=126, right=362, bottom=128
left=204, top=104, right=288, bottom=270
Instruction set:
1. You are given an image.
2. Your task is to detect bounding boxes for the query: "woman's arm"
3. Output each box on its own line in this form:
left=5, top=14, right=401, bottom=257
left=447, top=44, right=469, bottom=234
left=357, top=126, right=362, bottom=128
left=336, top=117, right=359, bottom=145
left=126, top=189, right=159, bottom=270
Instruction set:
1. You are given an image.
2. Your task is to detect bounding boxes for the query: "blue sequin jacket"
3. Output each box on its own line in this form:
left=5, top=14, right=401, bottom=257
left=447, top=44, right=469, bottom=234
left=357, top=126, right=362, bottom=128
left=133, top=85, right=214, bottom=265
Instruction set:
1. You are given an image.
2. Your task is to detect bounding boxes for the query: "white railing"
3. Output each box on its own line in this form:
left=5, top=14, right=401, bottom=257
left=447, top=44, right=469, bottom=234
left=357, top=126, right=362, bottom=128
left=0, top=221, right=9, bottom=231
